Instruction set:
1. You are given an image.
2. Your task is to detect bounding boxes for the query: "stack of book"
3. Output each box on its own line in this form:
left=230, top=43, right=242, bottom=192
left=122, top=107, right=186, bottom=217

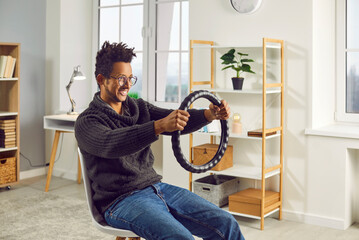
left=0, top=119, right=16, bottom=148
left=0, top=55, right=17, bottom=78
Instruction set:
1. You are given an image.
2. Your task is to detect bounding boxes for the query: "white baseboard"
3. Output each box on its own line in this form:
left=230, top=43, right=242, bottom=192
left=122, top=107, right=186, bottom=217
left=20, top=167, right=47, bottom=180
left=20, top=167, right=78, bottom=182
left=282, top=209, right=345, bottom=230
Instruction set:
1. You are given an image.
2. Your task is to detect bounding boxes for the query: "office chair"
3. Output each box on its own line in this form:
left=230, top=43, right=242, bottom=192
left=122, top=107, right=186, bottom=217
left=78, top=148, right=140, bottom=240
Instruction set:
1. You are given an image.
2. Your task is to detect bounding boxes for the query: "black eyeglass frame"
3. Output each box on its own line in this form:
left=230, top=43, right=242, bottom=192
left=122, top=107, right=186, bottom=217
left=109, top=75, right=137, bottom=86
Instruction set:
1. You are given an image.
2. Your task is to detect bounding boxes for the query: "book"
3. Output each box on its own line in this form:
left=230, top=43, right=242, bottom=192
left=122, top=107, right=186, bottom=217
left=0, top=55, right=7, bottom=78
left=4, top=55, right=13, bottom=78
left=0, top=143, right=16, bottom=148
left=0, top=133, right=16, bottom=138
left=0, top=131, right=15, bottom=136
left=0, top=134, right=16, bottom=139
left=247, top=129, right=277, bottom=137
left=0, top=121, right=16, bottom=125
left=0, top=123, right=16, bottom=128
left=10, top=58, right=16, bottom=78
left=0, top=140, right=16, bottom=144
left=0, top=119, right=16, bottom=124
left=0, top=128, right=15, bottom=133
left=0, top=127, right=16, bottom=131
left=0, top=138, right=16, bottom=143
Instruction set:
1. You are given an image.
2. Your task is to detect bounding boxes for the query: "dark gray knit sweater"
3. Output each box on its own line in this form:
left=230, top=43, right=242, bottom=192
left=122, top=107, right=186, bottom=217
left=75, top=92, right=209, bottom=214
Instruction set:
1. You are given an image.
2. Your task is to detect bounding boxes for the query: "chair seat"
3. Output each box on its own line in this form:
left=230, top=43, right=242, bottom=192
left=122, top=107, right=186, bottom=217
left=92, top=219, right=139, bottom=237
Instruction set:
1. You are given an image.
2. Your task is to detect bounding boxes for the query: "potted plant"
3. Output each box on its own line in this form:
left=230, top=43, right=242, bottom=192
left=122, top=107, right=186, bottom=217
left=220, top=49, right=255, bottom=90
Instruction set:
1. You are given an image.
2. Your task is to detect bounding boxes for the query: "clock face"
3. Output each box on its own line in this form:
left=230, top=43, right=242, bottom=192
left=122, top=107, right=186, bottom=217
left=230, top=0, right=262, bottom=14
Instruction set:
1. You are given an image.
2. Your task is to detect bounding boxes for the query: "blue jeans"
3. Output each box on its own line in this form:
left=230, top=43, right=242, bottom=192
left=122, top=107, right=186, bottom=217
left=104, top=182, right=245, bottom=240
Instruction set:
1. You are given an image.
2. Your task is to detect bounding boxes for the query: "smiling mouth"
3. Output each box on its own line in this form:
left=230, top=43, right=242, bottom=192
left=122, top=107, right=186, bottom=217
left=119, top=89, right=128, bottom=96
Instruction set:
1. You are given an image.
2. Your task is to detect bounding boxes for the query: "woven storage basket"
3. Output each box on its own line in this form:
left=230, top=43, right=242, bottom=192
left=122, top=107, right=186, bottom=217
left=0, top=157, right=16, bottom=185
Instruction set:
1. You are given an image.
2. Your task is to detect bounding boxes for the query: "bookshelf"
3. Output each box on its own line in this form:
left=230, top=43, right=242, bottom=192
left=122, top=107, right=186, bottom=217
left=0, top=43, right=20, bottom=189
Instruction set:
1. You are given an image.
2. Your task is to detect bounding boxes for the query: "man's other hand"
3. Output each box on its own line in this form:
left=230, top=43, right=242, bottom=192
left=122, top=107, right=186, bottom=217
left=154, top=110, right=190, bottom=135
left=204, top=100, right=230, bottom=122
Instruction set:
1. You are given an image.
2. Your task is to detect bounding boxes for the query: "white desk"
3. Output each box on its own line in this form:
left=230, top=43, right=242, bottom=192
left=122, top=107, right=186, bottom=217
left=43, top=114, right=81, bottom=192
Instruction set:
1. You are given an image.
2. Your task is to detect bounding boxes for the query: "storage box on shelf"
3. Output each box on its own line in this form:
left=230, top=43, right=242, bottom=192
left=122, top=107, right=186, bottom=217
left=229, top=188, right=280, bottom=216
left=193, top=175, right=240, bottom=207
left=0, top=42, right=20, bottom=189
left=189, top=38, right=284, bottom=230
left=193, top=143, right=233, bottom=171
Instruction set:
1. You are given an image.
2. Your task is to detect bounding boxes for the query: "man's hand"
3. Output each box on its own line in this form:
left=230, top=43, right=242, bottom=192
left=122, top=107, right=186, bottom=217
left=154, top=110, right=190, bottom=135
left=204, top=100, right=230, bottom=122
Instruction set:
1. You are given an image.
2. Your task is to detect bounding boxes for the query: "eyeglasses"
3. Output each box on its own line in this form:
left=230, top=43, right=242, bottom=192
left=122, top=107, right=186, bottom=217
left=110, top=75, right=137, bottom=86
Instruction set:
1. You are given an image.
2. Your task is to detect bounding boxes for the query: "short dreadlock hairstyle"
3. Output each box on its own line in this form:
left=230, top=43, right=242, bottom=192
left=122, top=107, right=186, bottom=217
left=95, top=41, right=136, bottom=79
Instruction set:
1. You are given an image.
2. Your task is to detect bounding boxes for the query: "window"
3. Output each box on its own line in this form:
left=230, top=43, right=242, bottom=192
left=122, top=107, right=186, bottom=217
left=336, top=0, right=359, bottom=122
left=97, top=0, right=189, bottom=105
left=98, top=0, right=144, bottom=99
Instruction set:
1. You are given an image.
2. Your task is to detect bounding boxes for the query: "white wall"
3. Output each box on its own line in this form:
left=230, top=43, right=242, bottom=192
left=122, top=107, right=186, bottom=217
left=189, top=0, right=359, bottom=230
left=45, top=0, right=93, bottom=180
left=311, top=0, right=336, bottom=128
left=41, top=0, right=359, bottom=230
left=0, top=0, right=46, bottom=171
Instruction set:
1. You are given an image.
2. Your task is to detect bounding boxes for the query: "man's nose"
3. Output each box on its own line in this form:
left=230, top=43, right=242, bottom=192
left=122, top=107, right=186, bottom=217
left=122, top=79, right=130, bottom=88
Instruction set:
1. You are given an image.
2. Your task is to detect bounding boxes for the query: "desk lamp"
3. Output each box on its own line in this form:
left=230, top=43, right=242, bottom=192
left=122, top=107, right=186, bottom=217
left=66, top=65, right=86, bottom=115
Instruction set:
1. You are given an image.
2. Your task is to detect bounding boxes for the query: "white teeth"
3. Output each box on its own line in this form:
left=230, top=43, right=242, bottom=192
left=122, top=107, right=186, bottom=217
left=119, top=90, right=128, bottom=96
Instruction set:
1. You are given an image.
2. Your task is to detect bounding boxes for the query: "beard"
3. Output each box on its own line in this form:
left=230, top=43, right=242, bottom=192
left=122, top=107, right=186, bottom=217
left=104, top=84, right=123, bottom=102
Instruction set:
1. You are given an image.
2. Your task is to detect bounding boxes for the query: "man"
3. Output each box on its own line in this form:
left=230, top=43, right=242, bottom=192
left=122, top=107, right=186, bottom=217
left=75, top=41, right=245, bottom=240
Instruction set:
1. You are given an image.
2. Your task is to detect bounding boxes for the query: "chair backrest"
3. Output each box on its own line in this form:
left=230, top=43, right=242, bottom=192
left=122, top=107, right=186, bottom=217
left=78, top=148, right=108, bottom=225
left=78, top=148, right=140, bottom=238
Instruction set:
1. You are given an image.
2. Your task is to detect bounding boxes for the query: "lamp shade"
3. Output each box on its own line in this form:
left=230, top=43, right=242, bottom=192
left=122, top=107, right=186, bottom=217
left=72, top=65, right=86, bottom=81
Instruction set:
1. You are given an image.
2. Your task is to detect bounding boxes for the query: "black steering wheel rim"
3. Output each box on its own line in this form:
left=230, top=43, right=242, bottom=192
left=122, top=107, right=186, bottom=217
left=171, top=90, right=229, bottom=173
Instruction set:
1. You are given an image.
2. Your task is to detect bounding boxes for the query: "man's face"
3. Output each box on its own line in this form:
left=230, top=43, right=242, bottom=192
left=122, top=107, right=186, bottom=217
left=103, top=62, right=133, bottom=103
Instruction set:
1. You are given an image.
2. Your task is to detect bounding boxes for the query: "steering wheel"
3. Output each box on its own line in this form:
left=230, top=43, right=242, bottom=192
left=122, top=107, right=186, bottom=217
left=171, top=90, right=229, bottom=173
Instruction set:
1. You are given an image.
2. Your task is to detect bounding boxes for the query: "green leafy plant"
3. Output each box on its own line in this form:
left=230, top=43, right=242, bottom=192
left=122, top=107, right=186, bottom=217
left=220, top=49, right=255, bottom=78
left=128, top=92, right=139, bottom=99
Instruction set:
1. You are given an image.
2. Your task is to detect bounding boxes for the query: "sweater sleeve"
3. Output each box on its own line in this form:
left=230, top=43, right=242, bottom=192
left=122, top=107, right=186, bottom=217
left=146, top=101, right=210, bottom=135
left=75, top=114, right=159, bottom=159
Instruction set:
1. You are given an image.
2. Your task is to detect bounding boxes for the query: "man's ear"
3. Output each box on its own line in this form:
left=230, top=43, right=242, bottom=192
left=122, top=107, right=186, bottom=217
left=96, top=74, right=105, bottom=86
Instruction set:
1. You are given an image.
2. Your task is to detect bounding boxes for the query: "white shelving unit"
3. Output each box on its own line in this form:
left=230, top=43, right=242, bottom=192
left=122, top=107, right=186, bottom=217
left=189, top=38, right=284, bottom=230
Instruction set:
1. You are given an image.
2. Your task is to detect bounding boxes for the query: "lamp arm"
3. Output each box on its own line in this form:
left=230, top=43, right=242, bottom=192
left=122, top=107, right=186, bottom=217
left=66, top=80, right=76, bottom=112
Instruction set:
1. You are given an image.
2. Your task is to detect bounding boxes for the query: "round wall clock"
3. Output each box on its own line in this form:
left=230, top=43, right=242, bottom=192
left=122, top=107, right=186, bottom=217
left=230, top=0, right=263, bottom=14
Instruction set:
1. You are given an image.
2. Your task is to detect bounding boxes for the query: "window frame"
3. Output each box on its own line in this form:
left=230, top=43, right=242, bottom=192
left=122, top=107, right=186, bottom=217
left=336, top=0, right=359, bottom=122
left=94, top=0, right=189, bottom=108
left=148, top=0, right=189, bottom=108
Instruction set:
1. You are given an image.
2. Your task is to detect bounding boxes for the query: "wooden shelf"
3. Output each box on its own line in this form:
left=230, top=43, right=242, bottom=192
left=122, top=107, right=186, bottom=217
left=193, top=131, right=281, bottom=140
left=208, top=164, right=280, bottom=180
